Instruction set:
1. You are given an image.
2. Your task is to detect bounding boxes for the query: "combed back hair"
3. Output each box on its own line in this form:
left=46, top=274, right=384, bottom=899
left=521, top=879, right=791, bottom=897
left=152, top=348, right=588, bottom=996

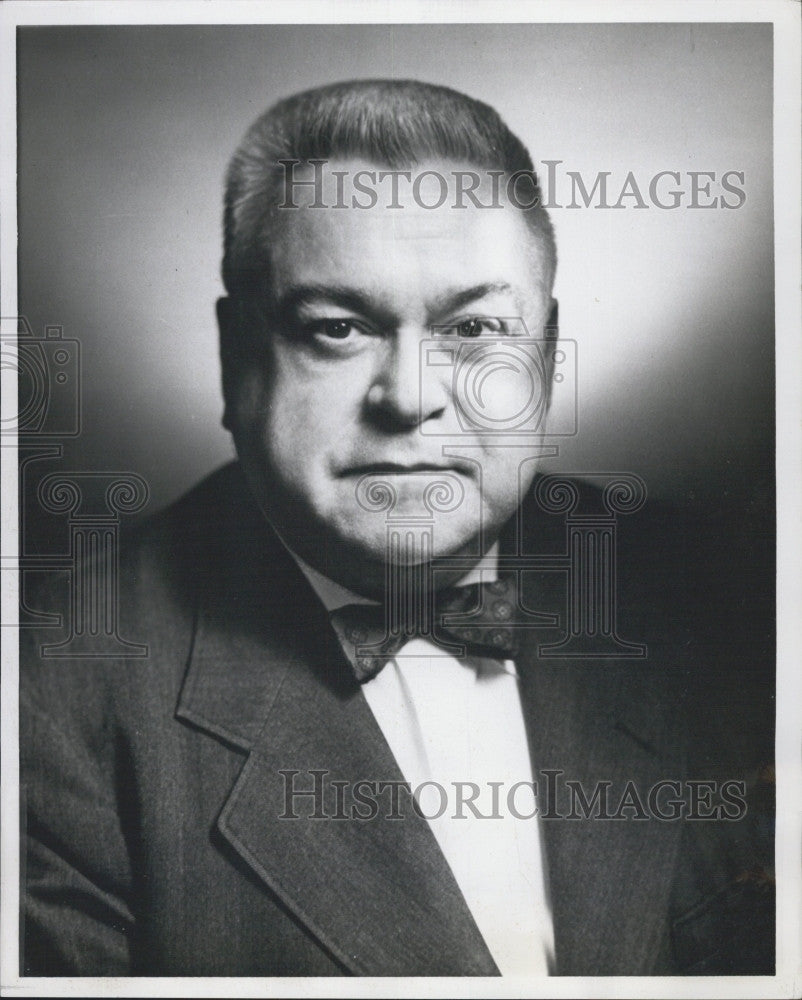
left=223, top=78, right=556, bottom=302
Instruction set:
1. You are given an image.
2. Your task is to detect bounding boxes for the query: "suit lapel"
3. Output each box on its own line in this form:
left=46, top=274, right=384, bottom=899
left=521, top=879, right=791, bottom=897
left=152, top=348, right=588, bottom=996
left=216, top=636, right=498, bottom=976
left=504, top=477, right=687, bottom=974
left=517, top=631, right=685, bottom=975
left=175, top=486, right=498, bottom=976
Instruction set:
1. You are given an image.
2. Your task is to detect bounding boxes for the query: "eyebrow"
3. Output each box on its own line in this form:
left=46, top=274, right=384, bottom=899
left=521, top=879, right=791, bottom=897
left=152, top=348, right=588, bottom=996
left=430, top=282, right=516, bottom=316
left=273, top=281, right=517, bottom=323
left=275, top=284, right=383, bottom=319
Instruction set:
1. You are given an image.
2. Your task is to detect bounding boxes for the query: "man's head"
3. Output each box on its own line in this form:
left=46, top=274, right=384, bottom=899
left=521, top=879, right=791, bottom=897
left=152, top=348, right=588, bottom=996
left=218, top=79, right=558, bottom=595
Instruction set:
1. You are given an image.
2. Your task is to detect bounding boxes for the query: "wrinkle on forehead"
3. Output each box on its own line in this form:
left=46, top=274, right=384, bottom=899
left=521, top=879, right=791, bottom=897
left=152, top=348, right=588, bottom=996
left=261, top=158, right=550, bottom=322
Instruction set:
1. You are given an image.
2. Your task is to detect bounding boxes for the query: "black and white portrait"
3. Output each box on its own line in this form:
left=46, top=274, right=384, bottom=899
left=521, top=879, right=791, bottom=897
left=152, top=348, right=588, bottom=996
left=3, top=6, right=799, bottom=996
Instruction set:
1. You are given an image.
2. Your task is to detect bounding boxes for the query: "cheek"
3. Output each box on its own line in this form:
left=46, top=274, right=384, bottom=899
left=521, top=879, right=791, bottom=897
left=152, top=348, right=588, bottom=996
left=455, top=346, right=548, bottom=431
left=231, top=365, right=352, bottom=472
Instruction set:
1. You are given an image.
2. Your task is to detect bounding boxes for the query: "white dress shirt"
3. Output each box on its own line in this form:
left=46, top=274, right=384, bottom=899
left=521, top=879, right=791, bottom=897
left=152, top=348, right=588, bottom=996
left=292, top=549, right=555, bottom=976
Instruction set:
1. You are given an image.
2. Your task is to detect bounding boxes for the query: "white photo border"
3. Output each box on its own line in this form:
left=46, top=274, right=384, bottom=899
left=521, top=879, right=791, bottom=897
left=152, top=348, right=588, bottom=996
left=1, top=2, right=799, bottom=998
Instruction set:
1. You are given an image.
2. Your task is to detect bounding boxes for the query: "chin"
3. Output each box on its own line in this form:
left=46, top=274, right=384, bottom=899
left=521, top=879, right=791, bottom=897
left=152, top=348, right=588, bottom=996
left=356, top=524, right=483, bottom=567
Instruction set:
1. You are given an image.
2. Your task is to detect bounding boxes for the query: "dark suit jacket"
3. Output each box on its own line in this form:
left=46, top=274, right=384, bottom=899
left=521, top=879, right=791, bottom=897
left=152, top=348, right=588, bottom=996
left=20, top=462, right=774, bottom=976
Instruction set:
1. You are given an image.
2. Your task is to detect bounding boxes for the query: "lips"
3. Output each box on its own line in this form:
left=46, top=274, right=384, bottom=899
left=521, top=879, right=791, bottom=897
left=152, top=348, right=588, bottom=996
left=339, top=461, right=474, bottom=477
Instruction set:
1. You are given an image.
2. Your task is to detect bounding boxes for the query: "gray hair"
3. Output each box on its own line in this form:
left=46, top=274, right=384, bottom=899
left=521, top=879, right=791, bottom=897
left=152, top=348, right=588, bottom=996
left=223, top=78, right=556, bottom=302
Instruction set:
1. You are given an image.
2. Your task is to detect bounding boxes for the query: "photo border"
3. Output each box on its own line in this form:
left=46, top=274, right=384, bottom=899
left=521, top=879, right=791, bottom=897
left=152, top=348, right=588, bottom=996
left=1, top=2, right=799, bottom=997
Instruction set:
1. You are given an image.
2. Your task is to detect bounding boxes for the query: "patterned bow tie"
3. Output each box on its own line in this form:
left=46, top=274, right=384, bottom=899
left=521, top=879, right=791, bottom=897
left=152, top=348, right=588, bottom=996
left=330, top=577, right=522, bottom=683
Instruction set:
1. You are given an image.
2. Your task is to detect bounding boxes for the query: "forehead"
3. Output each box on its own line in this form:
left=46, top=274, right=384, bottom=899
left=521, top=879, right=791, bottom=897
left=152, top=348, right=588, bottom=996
left=266, top=158, right=546, bottom=304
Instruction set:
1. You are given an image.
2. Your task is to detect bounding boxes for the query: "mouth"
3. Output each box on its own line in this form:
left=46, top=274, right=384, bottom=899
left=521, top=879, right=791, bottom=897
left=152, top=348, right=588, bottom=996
left=339, top=462, right=472, bottom=477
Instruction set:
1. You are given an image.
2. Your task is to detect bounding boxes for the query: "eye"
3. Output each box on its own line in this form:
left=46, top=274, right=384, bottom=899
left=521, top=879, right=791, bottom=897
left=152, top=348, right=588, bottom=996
left=290, top=315, right=379, bottom=357
left=317, top=319, right=359, bottom=339
left=298, top=317, right=375, bottom=350
left=452, top=317, right=508, bottom=338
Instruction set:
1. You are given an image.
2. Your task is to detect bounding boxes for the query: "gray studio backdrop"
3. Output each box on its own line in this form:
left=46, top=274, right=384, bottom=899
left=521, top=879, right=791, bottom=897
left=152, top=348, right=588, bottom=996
left=17, top=23, right=773, bottom=521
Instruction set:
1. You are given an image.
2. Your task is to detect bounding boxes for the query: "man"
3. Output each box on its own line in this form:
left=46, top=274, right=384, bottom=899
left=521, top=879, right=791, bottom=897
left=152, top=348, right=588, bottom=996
left=21, top=80, right=773, bottom=976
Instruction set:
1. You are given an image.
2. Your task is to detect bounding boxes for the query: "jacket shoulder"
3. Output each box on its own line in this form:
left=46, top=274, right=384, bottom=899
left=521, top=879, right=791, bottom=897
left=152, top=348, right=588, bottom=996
left=20, top=463, right=258, bottom=709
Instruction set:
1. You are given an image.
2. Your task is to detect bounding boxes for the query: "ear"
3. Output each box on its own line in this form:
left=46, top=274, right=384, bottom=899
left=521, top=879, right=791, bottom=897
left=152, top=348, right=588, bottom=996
left=542, top=297, right=559, bottom=413
left=217, top=296, right=239, bottom=432
left=545, top=297, right=558, bottom=336
left=217, top=295, right=236, bottom=356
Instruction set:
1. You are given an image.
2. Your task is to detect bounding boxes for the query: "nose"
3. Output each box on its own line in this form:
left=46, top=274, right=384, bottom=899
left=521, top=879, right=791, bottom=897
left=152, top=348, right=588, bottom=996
left=367, top=327, right=447, bottom=429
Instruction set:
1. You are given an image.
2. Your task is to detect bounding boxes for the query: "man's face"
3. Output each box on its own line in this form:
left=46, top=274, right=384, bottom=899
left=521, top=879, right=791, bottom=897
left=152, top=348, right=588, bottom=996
left=223, top=160, right=554, bottom=594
